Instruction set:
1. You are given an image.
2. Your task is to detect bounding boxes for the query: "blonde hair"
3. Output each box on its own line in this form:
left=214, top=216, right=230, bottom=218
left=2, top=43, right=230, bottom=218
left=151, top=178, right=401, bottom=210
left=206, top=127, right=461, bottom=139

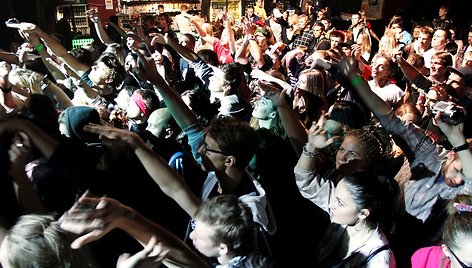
left=8, top=67, right=43, bottom=94
left=3, top=214, right=98, bottom=268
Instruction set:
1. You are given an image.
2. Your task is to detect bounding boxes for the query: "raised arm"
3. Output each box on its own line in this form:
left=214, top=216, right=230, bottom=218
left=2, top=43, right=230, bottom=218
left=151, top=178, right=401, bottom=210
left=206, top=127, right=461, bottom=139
left=338, top=58, right=391, bottom=117
left=186, top=14, right=216, bottom=45
left=84, top=124, right=201, bottom=217
left=87, top=10, right=115, bottom=45
left=11, top=23, right=89, bottom=76
left=60, top=193, right=209, bottom=268
left=434, top=112, right=472, bottom=178
left=0, top=119, right=59, bottom=159
left=146, top=38, right=200, bottom=129
left=7, top=132, right=45, bottom=214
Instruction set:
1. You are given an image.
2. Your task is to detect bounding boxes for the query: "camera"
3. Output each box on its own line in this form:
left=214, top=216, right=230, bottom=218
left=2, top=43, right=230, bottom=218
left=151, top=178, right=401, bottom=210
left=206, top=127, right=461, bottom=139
left=431, top=101, right=465, bottom=125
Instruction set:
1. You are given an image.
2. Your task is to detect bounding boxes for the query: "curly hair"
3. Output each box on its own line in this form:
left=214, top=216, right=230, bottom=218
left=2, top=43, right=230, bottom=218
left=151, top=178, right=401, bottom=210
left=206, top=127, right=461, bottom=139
left=345, top=124, right=393, bottom=163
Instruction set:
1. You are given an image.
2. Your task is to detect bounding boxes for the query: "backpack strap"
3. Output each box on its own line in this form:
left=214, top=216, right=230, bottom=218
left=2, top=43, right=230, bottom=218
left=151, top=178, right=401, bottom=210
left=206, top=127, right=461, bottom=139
left=361, top=244, right=390, bottom=267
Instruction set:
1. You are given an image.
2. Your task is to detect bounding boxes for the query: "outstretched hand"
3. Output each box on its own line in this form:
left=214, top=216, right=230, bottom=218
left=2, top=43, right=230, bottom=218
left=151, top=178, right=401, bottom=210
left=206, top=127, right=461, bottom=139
left=83, top=123, right=144, bottom=149
left=257, top=80, right=288, bottom=108
left=307, top=114, right=340, bottom=149
left=117, top=236, right=167, bottom=268
left=59, top=191, right=130, bottom=249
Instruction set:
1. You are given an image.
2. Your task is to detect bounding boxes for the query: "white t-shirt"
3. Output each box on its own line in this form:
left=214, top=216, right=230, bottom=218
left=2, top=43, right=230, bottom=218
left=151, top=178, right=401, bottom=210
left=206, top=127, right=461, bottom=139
left=368, top=80, right=404, bottom=108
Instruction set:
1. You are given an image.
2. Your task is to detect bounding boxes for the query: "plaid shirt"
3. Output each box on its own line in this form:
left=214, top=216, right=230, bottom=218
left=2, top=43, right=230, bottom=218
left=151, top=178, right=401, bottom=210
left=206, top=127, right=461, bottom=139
left=291, top=29, right=315, bottom=51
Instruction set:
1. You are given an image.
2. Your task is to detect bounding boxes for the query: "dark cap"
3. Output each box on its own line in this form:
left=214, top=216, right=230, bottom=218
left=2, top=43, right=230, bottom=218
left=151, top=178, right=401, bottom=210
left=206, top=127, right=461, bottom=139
left=448, top=66, right=472, bottom=87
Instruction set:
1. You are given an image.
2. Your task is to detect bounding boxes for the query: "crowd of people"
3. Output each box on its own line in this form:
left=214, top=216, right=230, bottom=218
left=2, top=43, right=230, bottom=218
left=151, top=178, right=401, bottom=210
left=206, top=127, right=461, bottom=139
left=0, top=1, right=472, bottom=267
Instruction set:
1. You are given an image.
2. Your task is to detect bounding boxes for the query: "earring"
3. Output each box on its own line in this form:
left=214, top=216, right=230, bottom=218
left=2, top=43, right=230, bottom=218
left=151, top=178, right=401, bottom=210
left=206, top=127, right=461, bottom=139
left=355, top=219, right=363, bottom=231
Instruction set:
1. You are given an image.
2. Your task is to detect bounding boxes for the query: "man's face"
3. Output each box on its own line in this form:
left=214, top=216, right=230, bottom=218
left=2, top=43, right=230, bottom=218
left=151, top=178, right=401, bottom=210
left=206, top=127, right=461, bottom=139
left=197, top=134, right=228, bottom=172
left=444, top=158, right=465, bottom=187
left=158, top=16, right=169, bottom=30
left=89, top=61, right=111, bottom=86
left=189, top=221, right=219, bottom=258
left=371, top=56, right=391, bottom=81
left=246, top=8, right=254, bottom=17
left=468, top=31, right=472, bottom=46
left=126, top=36, right=138, bottom=50
left=330, top=36, right=342, bottom=48
left=351, top=14, right=360, bottom=26
left=418, top=32, right=431, bottom=49
left=313, top=25, right=323, bottom=38
left=429, top=57, right=447, bottom=78
left=439, top=7, right=447, bottom=18
left=256, top=0, right=263, bottom=7
left=431, top=29, right=448, bottom=50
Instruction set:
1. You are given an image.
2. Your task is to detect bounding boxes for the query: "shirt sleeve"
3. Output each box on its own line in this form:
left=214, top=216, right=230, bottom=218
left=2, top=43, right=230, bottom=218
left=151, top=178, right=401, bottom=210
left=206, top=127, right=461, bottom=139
left=294, top=165, right=334, bottom=213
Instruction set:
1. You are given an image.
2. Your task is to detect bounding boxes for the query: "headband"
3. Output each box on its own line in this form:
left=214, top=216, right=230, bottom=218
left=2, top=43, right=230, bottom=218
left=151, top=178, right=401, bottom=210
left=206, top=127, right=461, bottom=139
left=453, top=202, right=472, bottom=213
left=131, top=91, right=150, bottom=118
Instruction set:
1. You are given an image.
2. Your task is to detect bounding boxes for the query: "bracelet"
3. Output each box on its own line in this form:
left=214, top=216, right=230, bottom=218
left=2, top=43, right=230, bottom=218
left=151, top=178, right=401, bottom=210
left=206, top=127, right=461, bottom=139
left=0, top=86, right=12, bottom=93
left=453, top=142, right=469, bottom=152
left=351, top=76, right=364, bottom=87
left=35, top=43, right=45, bottom=52
left=303, top=144, right=320, bottom=158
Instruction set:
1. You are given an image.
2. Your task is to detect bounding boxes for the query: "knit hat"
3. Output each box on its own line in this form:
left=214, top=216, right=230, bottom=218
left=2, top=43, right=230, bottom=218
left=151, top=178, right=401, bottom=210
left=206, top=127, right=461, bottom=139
left=59, top=106, right=101, bottom=142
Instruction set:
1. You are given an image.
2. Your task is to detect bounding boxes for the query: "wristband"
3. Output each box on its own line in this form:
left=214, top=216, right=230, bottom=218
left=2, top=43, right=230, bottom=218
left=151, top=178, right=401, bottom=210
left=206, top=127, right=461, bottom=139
left=351, top=76, right=364, bottom=87
left=35, top=43, right=45, bottom=52
left=303, top=144, right=320, bottom=158
left=453, top=142, right=469, bottom=152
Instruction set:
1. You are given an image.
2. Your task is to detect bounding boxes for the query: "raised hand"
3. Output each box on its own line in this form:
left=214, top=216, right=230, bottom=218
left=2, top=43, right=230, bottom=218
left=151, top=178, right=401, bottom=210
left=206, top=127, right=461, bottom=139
left=116, top=236, right=167, bottom=268
left=60, top=191, right=130, bottom=249
left=8, top=132, right=32, bottom=175
left=83, top=123, right=144, bottom=149
left=86, top=9, right=99, bottom=23
left=307, top=114, right=340, bottom=149
left=257, top=80, right=288, bottom=108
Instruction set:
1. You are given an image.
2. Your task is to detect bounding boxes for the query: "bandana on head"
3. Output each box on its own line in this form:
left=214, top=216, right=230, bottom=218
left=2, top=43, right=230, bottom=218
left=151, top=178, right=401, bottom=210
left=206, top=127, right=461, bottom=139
left=131, top=91, right=150, bottom=118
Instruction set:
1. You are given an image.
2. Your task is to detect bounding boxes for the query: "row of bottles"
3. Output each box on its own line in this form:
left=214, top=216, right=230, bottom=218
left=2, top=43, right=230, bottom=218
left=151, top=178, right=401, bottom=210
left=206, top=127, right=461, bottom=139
left=120, top=2, right=200, bottom=14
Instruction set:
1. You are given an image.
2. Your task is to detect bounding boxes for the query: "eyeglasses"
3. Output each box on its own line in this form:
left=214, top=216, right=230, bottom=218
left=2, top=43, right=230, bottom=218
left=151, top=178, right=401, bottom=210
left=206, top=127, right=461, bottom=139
left=203, top=141, right=228, bottom=155
left=450, top=248, right=472, bottom=268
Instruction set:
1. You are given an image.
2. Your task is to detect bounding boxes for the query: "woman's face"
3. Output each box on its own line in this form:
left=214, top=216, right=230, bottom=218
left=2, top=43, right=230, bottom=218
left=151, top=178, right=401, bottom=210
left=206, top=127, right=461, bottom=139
left=252, top=97, right=275, bottom=120
left=445, top=239, right=472, bottom=268
left=328, top=179, right=361, bottom=225
left=335, top=135, right=369, bottom=175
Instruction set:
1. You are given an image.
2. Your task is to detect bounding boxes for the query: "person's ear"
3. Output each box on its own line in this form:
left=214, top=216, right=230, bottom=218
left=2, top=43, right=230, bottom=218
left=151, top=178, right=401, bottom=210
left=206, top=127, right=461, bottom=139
left=269, top=111, right=277, bottom=120
left=219, top=243, right=229, bottom=256
left=225, top=155, right=237, bottom=167
left=164, top=127, right=173, bottom=139
left=441, top=244, right=451, bottom=258
left=358, top=208, right=370, bottom=220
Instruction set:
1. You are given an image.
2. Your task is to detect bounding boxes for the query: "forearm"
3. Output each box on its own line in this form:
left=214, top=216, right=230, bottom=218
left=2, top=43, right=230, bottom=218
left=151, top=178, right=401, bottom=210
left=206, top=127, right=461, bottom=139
left=167, top=38, right=199, bottom=62
left=348, top=73, right=390, bottom=117
left=235, top=38, right=250, bottom=64
left=0, top=51, right=19, bottom=65
left=119, top=209, right=209, bottom=268
left=10, top=120, right=59, bottom=159
left=10, top=170, right=45, bottom=214
left=446, top=134, right=472, bottom=178
left=397, top=57, right=422, bottom=83
left=92, top=20, right=114, bottom=45
left=225, top=20, right=236, bottom=54
left=278, top=104, right=307, bottom=156
left=148, top=71, right=198, bottom=129
left=42, top=81, right=74, bottom=110
left=248, top=39, right=265, bottom=67
left=133, top=140, right=201, bottom=216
